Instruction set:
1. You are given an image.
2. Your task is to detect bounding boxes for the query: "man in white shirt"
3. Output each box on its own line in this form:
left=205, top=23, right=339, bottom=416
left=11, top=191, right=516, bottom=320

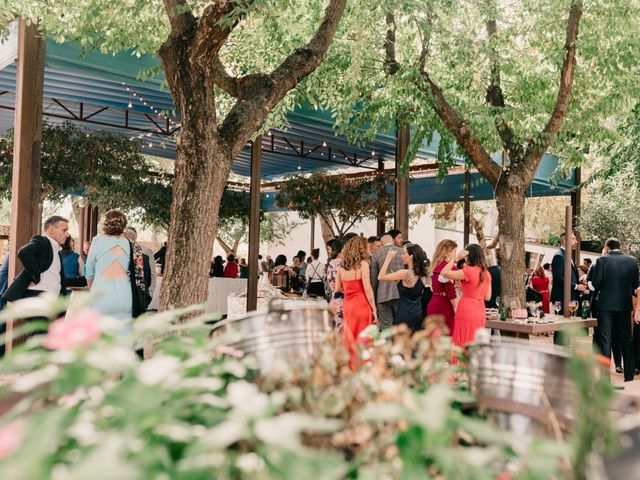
left=3, top=215, right=70, bottom=301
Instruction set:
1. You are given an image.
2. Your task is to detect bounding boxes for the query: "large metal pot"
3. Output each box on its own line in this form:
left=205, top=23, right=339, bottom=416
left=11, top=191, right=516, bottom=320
left=211, top=299, right=334, bottom=373
left=468, top=336, right=576, bottom=437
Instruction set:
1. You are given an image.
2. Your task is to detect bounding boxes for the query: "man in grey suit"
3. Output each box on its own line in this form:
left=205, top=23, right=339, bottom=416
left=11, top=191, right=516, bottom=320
left=370, top=230, right=404, bottom=329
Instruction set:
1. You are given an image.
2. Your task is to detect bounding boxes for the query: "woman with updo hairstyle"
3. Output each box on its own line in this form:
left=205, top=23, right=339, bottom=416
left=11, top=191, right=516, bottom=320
left=378, top=242, right=430, bottom=332
left=85, top=209, right=134, bottom=329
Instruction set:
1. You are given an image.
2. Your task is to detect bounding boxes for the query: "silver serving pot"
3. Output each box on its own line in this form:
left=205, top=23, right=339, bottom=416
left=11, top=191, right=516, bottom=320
left=468, top=336, right=576, bottom=437
left=211, top=299, right=334, bottom=372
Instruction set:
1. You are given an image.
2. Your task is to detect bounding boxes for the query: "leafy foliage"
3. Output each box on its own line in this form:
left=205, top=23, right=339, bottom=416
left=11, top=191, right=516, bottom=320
left=579, top=166, right=640, bottom=257
left=0, top=295, right=613, bottom=478
left=0, top=122, right=172, bottom=229
left=275, top=171, right=393, bottom=239
left=217, top=189, right=299, bottom=253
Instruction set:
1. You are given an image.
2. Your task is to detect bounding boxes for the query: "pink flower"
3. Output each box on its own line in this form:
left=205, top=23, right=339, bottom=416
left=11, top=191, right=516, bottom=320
left=0, top=420, right=25, bottom=460
left=44, top=308, right=102, bottom=350
left=215, top=345, right=245, bottom=359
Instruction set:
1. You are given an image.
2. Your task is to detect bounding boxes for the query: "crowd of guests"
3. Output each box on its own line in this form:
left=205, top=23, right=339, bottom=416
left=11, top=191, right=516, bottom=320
left=5, top=213, right=640, bottom=382
left=259, top=229, right=494, bottom=366
left=0, top=211, right=161, bottom=353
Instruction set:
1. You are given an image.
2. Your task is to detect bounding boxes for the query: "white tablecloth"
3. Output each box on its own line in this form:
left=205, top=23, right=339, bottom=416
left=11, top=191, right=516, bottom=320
left=227, top=295, right=328, bottom=320
left=148, top=277, right=248, bottom=314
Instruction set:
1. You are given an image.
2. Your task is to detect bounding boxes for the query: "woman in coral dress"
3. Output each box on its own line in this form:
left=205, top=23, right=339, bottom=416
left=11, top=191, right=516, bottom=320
left=427, top=239, right=458, bottom=335
left=335, top=236, right=377, bottom=368
left=530, top=266, right=550, bottom=314
left=441, top=244, right=491, bottom=348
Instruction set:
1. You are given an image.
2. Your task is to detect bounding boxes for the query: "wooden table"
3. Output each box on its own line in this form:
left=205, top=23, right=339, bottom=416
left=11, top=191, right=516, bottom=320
left=486, top=315, right=597, bottom=339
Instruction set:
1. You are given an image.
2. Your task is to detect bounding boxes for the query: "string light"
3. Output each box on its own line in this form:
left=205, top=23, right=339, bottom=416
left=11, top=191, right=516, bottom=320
left=120, top=82, right=180, bottom=129
left=371, top=150, right=376, bottom=156
left=322, top=140, right=327, bottom=147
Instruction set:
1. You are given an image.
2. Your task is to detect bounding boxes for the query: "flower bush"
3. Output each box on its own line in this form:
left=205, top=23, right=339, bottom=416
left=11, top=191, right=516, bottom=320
left=0, top=295, right=615, bottom=479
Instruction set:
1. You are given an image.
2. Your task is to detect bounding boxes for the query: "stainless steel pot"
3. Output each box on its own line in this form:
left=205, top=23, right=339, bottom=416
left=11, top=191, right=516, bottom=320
left=211, top=299, right=334, bottom=372
left=468, top=336, right=576, bottom=437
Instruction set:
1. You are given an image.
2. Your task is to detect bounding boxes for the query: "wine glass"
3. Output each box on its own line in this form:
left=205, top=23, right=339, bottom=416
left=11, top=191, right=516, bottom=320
left=568, top=300, right=578, bottom=317
left=553, top=301, right=562, bottom=316
left=495, top=296, right=501, bottom=309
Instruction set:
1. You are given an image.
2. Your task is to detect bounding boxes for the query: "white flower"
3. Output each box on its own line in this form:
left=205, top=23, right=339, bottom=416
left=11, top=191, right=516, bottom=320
left=136, top=355, right=181, bottom=386
left=12, top=365, right=59, bottom=392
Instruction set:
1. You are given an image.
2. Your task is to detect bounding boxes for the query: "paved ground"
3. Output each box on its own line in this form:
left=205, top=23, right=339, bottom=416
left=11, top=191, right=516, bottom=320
left=527, top=332, right=640, bottom=398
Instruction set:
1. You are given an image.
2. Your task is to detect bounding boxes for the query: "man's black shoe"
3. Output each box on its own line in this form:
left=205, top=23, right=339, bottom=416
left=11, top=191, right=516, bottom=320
left=616, top=366, right=623, bottom=374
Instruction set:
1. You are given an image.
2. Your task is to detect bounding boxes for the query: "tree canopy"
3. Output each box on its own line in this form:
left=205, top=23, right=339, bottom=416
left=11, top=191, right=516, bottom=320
left=0, top=122, right=171, bottom=228
left=275, top=171, right=393, bottom=239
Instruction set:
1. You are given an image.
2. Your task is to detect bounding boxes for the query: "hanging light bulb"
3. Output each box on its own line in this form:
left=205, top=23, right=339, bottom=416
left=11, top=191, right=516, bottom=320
left=322, top=140, right=327, bottom=147
left=148, top=142, right=153, bottom=147
left=297, top=165, right=301, bottom=170
left=128, top=101, right=132, bottom=108
left=371, top=150, right=376, bottom=156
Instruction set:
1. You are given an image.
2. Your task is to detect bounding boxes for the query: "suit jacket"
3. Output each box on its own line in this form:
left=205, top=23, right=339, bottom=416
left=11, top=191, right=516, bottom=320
left=590, top=251, right=639, bottom=312
left=550, top=248, right=579, bottom=303
left=3, top=235, right=66, bottom=302
left=370, top=243, right=404, bottom=304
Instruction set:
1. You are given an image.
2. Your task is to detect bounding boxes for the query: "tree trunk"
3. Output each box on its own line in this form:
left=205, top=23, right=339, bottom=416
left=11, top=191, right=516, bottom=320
left=217, top=237, right=232, bottom=255
left=495, top=180, right=526, bottom=307
left=319, top=215, right=334, bottom=246
left=158, top=41, right=230, bottom=310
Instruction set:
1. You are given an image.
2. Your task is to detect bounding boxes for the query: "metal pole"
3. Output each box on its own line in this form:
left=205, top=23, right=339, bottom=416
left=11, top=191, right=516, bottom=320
left=376, top=157, right=386, bottom=236
left=309, top=217, right=315, bottom=253
left=563, top=205, right=572, bottom=317
left=463, top=169, right=471, bottom=246
left=247, top=135, right=262, bottom=312
left=571, top=167, right=582, bottom=265
left=394, top=124, right=410, bottom=237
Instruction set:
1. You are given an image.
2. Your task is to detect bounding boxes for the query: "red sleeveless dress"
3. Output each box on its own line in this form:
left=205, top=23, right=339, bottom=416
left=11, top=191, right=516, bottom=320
left=342, top=277, right=374, bottom=369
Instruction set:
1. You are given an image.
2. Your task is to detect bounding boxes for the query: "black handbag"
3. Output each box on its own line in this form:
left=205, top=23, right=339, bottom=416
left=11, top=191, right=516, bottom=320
left=525, top=286, right=543, bottom=303
left=128, top=241, right=148, bottom=317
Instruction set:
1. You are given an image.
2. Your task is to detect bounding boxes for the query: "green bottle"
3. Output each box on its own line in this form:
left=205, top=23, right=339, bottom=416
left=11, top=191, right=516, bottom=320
left=581, top=300, right=589, bottom=319
left=499, top=303, right=506, bottom=321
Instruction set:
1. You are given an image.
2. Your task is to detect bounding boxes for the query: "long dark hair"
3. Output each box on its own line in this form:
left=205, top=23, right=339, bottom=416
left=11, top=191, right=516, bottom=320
left=274, top=254, right=287, bottom=267
left=465, top=244, right=488, bottom=283
left=330, top=240, right=343, bottom=260
left=405, top=244, right=429, bottom=277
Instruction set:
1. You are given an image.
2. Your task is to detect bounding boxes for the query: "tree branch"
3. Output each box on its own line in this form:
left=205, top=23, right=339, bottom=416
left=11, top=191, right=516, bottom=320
left=384, top=13, right=399, bottom=76
left=483, top=0, right=522, bottom=160
left=162, top=0, right=196, bottom=37
left=522, top=0, right=583, bottom=178
left=190, top=0, right=246, bottom=68
left=417, top=71, right=502, bottom=185
left=220, top=0, right=347, bottom=151
left=211, top=57, right=240, bottom=97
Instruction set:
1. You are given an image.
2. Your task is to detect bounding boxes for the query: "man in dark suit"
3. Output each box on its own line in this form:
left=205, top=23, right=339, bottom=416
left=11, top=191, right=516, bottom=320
left=370, top=231, right=404, bottom=330
left=3, top=215, right=69, bottom=302
left=551, top=232, right=587, bottom=344
left=590, top=238, right=639, bottom=382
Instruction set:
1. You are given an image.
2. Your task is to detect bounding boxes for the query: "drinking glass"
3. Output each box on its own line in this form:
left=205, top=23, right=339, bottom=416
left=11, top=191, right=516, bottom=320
left=553, top=301, right=562, bottom=316
left=568, top=300, right=578, bottom=317
left=495, top=296, right=501, bottom=308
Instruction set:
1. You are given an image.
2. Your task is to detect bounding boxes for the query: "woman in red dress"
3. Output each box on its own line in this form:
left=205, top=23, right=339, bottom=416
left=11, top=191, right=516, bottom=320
left=531, top=266, right=550, bottom=313
left=427, top=239, right=458, bottom=335
left=335, top=236, right=377, bottom=369
left=441, top=244, right=491, bottom=348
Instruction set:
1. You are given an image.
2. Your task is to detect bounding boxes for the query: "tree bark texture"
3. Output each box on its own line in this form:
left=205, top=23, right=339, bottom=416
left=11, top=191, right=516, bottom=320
left=157, top=0, right=346, bottom=310
left=495, top=179, right=526, bottom=307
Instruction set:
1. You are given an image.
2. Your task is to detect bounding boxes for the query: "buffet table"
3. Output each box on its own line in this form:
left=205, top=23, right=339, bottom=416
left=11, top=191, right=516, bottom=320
left=148, top=277, right=247, bottom=314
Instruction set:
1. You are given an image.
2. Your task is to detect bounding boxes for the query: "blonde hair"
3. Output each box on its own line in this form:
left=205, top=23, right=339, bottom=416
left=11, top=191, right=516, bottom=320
left=102, top=209, right=127, bottom=236
left=429, top=239, right=457, bottom=276
left=341, top=236, right=370, bottom=271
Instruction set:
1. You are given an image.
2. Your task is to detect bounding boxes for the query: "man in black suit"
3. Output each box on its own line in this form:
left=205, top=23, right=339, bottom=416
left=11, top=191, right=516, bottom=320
left=590, top=238, right=639, bottom=382
left=3, top=215, right=69, bottom=302
left=550, top=232, right=587, bottom=344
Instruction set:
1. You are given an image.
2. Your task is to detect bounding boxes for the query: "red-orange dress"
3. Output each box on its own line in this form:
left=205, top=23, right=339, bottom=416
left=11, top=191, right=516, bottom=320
left=342, top=277, right=374, bottom=368
left=452, top=266, right=492, bottom=348
left=531, top=276, right=550, bottom=313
